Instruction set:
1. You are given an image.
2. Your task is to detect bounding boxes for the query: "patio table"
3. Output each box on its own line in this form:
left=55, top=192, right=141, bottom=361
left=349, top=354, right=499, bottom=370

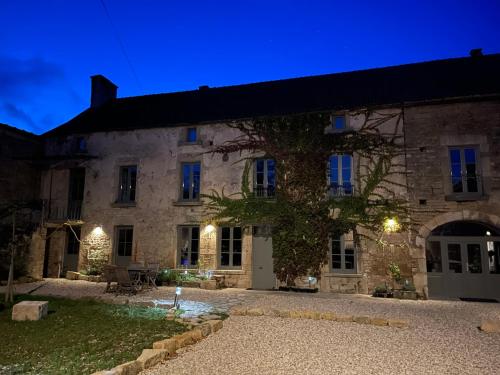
left=127, top=266, right=158, bottom=289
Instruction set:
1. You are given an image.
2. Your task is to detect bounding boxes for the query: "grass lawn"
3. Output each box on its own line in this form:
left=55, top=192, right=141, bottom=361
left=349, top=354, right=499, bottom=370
left=0, top=294, right=187, bottom=374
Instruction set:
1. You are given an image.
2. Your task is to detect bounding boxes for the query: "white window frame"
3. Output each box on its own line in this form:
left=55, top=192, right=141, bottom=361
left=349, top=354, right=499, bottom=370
left=328, top=154, right=353, bottom=197
left=448, top=146, right=482, bottom=196
left=117, top=165, right=137, bottom=203
left=253, top=158, right=275, bottom=198
left=178, top=226, right=200, bottom=268
left=218, top=226, right=243, bottom=269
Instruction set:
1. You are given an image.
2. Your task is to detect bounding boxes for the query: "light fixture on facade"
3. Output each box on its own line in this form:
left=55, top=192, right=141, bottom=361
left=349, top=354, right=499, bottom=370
left=205, top=224, right=215, bottom=233
left=92, top=226, right=104, bottom=236
left=383, top=217, right=400, bottom=233
left=486, top=231, right=491, bottom=236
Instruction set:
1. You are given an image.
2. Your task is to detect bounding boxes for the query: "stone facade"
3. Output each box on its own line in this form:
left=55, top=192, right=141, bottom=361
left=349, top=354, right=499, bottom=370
left=23, top=62, right=500, bottom=299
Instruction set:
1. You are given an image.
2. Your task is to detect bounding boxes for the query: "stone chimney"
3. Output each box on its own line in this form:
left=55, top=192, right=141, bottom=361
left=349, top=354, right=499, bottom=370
left=90, top=75, right=118, bottom=108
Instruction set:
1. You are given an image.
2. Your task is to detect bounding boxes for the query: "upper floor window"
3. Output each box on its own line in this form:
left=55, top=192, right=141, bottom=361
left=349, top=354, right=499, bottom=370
left=179, top=226, right=199, bottom=267
left=328, top=154, right=353, bottom=196
left=449, top=147, right=481, bottom=195
left=331, top=234, right=356, bottom=273
left=254, top=158, right=275, bottom=198
left=332, top=115, right=346, bottom=130
left=118, top=166, right=137, bottom=203
left=219, top=226, right=242, bottom=268
left=181, top=162, right=201, bottom=201
left=186, top=127, right=197, bottom=143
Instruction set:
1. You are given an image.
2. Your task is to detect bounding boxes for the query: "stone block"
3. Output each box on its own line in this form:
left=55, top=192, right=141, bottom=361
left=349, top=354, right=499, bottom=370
left=388, top=319, right=409, bottom=328
left=107, top=360, right=141, bottom=375
left=371, top=317, right=389, bottom=326
left=206, top=319, right=223, bottom=333
left=336, top=315, right=354, bottom=322
left=320, top=312, right=336, bottom=321
left=136, top=349, right=169, bottom=369
left=230, top=307, right=247, bottom=316
left=480, top=320, right=500, bottom=333
left=12, top=301, right=48, bottom=321
left=278, top=310, right=291, bottom=318
left=289, top=310, right=302, bottom=319
left=152, top=338, right=177, bottom=354
left=66, top=271, right=79, bottom=280
left=173, top=332, right=195, bottom=348
left=246, top=308, right=264, bottom=316
left=195, top=322, right=212, bottom=337
left=353, top=316, right=372, bottom=324
left=200, top=280, right=217, bottom=290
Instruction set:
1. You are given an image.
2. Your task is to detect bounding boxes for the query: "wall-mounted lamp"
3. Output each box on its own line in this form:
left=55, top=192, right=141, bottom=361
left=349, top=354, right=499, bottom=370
left=205, top=224, right=215, bottom=233
left=92, top=226, right=104, bottom=236
left=383, top=218, right=400, bottom=233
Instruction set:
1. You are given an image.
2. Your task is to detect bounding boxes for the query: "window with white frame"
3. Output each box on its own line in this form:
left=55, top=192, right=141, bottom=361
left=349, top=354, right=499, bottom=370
left=178, top=226, right=199, bottom=267
left=116, top=226, right=133, bottom=257
left=331, top=234, right=356, bottom=273
left=328, top=154, right=353, bottom=196
left=180, top=162, right=201, bottom=201
left=449, top=147, right=481, bottom=195
left=186, top=127, right=197, bottom=142
left=117, top=165, right=137, bottom=203
left=219, top=226, right=242, bottom=268
left=254, top=158, right=275, bottom=198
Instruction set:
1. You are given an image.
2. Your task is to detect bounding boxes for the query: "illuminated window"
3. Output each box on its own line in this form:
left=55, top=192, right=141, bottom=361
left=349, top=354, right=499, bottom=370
left=254, top=158, right=275, bottom=198
left=328, top=154, right=353, bottom=196
left=332, top=115, right=346, bottom=130
left=181, top=162, right=201, bottom=201
left=118, top=165, right=137, bottom=203
left=449, top=147, right=481, bottom=194
left=219, top=227, right=242, bottom=268
left=186, top=127, right=197, bottom=142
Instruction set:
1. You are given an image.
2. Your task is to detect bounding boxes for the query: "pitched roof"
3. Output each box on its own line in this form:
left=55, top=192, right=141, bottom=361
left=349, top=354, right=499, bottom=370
left=44, top=54, right=500, bottom=137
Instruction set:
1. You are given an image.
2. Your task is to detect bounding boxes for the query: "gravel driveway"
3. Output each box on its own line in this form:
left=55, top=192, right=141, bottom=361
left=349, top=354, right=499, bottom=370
left=143, top=293, right=500, bottom=375
left=3, top=280, right=500, bottom=374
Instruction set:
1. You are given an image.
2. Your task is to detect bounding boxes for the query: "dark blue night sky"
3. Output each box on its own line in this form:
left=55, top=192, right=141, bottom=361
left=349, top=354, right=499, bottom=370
left=1, top=0, right=499, bottom=134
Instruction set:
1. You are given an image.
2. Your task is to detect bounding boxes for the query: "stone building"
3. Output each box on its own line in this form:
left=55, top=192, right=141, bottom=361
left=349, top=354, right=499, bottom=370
left=26, top=53, right=500, bottom=300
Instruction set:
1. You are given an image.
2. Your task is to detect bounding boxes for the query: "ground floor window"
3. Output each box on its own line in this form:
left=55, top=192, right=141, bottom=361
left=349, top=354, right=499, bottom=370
left=219, top=226, right=242, bottom=268
left=330, top=234, right=356, bottom=273
left=179, top=226, right=199, bottom=267
left=116, top=226, right=133, bottom=257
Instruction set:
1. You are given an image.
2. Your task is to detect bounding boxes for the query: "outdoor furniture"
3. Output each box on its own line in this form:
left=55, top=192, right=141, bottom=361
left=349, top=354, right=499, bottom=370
left=115, top=266, right=141, bottom=295
left=127, top=264, right=159, bottom=290
left=103, top=265, right=118, bottom=293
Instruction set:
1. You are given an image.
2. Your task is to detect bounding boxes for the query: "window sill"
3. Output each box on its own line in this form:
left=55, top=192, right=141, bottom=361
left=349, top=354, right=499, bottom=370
left=111, top=202, right=136, bottom=208
left=214, top=269, right=244, bottom=274
left=445, top=193, right=488, bottom=202
left=178, top=140, right=203, bottom=146
left=173, top=200, right=203, bottom=206
left=323, top=272, right=362, bottom=278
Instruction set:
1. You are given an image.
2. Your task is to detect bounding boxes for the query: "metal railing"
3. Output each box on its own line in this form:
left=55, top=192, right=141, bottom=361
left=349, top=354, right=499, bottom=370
left=43, top=199, right=83, bottom=221
left=253, top=185, right=276, bottom=198
left=328, top=183, right=354, bottom=198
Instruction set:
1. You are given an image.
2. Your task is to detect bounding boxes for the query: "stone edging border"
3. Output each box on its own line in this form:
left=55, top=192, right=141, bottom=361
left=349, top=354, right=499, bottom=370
left=230, top=307, right=409, bottom=329
left=91, top=318, right=224, bottom=375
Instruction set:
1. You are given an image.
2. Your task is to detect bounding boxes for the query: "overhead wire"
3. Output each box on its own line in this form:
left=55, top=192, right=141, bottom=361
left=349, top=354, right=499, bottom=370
left=98, top=0, right=142, bottom=91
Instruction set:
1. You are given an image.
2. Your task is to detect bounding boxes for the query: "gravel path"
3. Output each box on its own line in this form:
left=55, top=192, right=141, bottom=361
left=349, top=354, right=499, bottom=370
left=143, top=292, right=500, bottom=375
left=3, top=280, right=500, bottom=374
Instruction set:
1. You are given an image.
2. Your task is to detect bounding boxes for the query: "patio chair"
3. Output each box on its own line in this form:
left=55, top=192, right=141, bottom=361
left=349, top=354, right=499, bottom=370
left=115, top=266, right=141, bottom=295
left=145, top=263, right=160, bottom=289
left=103, top=264, right=118, bottom=293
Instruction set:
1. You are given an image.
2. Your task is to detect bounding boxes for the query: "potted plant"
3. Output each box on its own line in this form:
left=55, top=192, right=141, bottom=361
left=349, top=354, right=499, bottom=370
left=372, top=283, right=393, bottom=298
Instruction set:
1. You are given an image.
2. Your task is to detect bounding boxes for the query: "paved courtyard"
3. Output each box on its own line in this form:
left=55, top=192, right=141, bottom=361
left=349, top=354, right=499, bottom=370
left=2, top=279, right=500, bottom=374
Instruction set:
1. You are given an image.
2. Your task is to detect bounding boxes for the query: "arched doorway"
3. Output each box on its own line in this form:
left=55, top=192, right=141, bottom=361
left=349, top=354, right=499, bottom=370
left=426, top=221, right=500, bottom=300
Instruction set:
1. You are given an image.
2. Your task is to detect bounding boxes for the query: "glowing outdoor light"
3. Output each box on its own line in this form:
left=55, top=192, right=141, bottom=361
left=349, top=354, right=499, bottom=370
left=92, top=226, right=104, bottom=236
left=486, top=231, right=491, bottom=236
left=383, top=217, right=400, bottom=233
left=173, top=286, right=182, bottom=310
left=205, top=224, right=215, bottom=233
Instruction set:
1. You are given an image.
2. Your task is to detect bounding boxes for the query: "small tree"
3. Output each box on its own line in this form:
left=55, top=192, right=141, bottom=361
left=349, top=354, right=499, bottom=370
left=204, top=110, right=408, bottom=285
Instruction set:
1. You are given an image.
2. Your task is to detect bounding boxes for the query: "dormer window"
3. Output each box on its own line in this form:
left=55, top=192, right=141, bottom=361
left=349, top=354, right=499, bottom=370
left=186, top=127, right=197, bottom=143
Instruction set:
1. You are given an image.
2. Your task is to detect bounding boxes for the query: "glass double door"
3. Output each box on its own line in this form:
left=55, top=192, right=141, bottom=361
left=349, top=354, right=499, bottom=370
left=427, top=236, right=500, bottom=299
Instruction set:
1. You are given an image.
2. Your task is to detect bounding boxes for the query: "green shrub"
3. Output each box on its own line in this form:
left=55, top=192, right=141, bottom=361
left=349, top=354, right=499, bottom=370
left=373, top=284, right=388, bottom=294
left=388, top=262, right=401, bottom=282
left=157, top=269, right=179, bottom=284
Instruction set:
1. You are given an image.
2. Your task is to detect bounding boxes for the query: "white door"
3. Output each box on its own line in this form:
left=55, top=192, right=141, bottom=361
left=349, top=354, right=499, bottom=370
left=252, top=227, right=276, bottom=290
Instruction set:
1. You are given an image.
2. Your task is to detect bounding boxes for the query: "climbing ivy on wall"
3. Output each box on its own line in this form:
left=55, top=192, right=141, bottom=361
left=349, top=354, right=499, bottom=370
left=204, top=110, right=408, bottom=285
